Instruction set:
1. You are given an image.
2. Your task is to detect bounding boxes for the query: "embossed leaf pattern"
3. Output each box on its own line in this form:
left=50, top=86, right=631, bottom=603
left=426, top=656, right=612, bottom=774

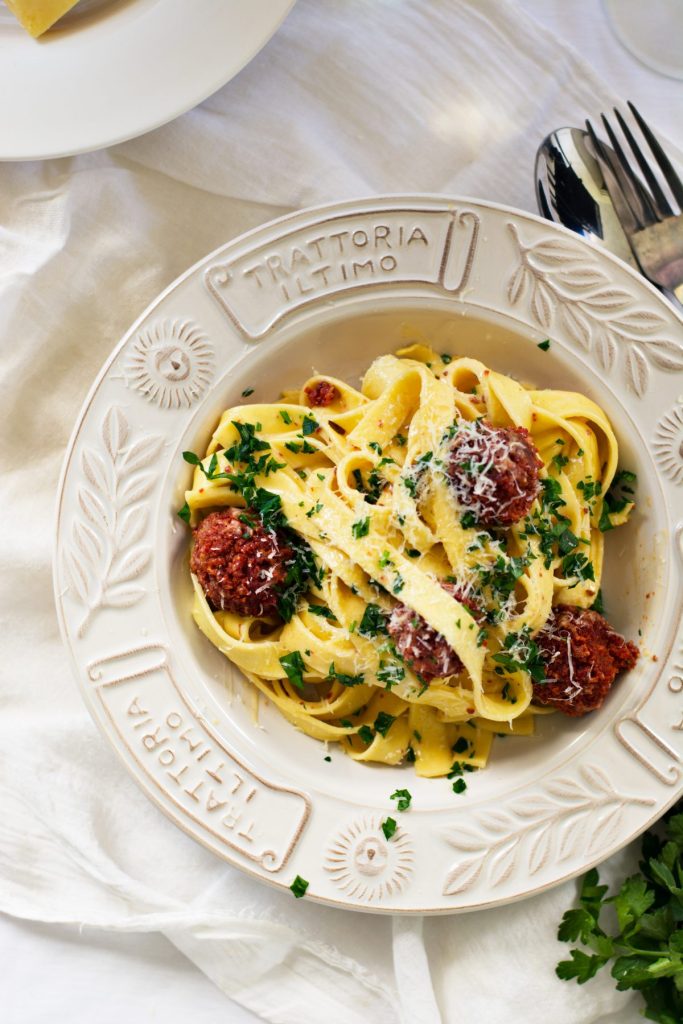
left=507, top=223, right=683, bottom=396
left=62, top=407, right=162, bottom=636
left=442, top=764, right=652, bottom=896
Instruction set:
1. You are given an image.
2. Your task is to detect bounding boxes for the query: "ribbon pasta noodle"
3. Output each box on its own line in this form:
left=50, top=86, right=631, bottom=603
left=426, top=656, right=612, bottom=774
left=184, top=345, right=634, bottom=778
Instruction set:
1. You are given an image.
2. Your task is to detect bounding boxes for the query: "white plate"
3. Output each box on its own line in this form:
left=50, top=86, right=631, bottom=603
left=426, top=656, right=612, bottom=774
left=55, top=196, right=683, bottom=913
left=0, top=0, right=294, bottom=160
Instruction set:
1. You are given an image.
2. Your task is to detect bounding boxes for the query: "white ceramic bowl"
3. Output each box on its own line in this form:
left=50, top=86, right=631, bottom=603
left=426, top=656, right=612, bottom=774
left=55, top=196, right=683, bottom=912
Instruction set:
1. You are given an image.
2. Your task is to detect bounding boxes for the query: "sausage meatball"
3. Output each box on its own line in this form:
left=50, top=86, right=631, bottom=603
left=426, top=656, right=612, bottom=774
left=305, top=381, right=340, bottom=407
left=532, top=605, right=639, bottom=716
left=446, top=419, right=542, bottom=527
left=387, top=582, right=479, bottom=682
left=190, top=508, right=293, bottom=618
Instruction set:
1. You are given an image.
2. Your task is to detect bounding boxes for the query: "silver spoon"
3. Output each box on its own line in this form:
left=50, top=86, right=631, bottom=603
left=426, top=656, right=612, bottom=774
left=535, top=126, right=638, bottom=270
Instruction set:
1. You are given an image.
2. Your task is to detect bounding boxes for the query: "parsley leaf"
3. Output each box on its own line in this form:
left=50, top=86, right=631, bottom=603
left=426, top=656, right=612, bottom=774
left=374, top=711, right=396, bottom=737
left=358, top=724, right=375, bottom=745
left=381, top=817, right=397, bottom=840
left=359, top=603, right=388, bottom=638
left=308, top=605, right=335, bottom=619
left=326, top=662, right=365, bottom=687
left=177, top=501, right=191, bottom=524
left=290, top=875, right=309, bottom=898
left=556, top=804, right=683, bottom=1019
left=352, top=516, right=370, bottom=539
left=390, top=788, right=412, bottom=811
left=279, top=651, right=306, bottom=691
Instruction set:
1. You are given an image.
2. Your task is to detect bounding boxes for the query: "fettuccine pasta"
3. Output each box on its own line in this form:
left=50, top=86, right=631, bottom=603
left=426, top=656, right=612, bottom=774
left=182, top=345, right=635, bottom=777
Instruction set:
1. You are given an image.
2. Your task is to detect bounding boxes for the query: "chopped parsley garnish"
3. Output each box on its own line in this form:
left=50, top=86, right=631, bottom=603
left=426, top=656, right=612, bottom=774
left=305, top=502, right=323, bottom=518
left=358, top=724, right=375, bottom=745
left=501, top=682, right=517, bottom=704
left=558, top=527, right=580, bottom=554
left=354, top=466, right=386, bottom=505
left=323, top=755, right=331, bottom=762
left=407, top=548, right=421, bottom=558
left=308, top=605, right=335, bottom=619
left=182, top=450, right=201, bottom=465
left=403, top=476, right=418, bottom=498
left=591, top=588, right=605, bottom=614
left=289, top=875, right=309, bottom=898
left=390, top=788, right=412, bottom=811
left=352, top=516, right=370, bottom=539
left=279, top=651, right=306, bottom=691
left=577, top=478, right=602, bottom=502
left=599, top=469, right=637, bottom=532
left=359, top=603, right=388, bottom=638
left=374, top=711, right=396, bottom=737
left=226, top=421, right=272, bottom=463
left=392, top=573, right=405, bottom=594
left=541, top=476, right=566, bottom=513
left=562, top=553, right=595, bottom=586
left=369, top=441, right=382, bottom=455
left=379, top=551, right=393, bottom=568
left=381, top=817, right=397, bottom=840
left=241, top=387, right=254, bottom=397
left=285, top=439, right=316, bottom=454
left=452, top=737, right=469, bottom=754
left=441, top=352, right=453, bottom=364
left=279, top=409, right=292, bottom=424
left=377, top=660, right=405, bottom=688
left=177, top=501, right=191, bottom=524
left=460, top=510, right=478, bottom=529
left=326, top=662, right=365, bottom=687
left=301, top=415, right=319, bottom=436
left=493, top=627, right=545, bottom=683
left=393, top=433, right=407, bottom=447
left=478, top=553, right=530, bottom=604
left=452, top=778, right=467, bottom=794
left=537, top=339, right=551, bottom=351
left=552, top=452, right=570, bottom=471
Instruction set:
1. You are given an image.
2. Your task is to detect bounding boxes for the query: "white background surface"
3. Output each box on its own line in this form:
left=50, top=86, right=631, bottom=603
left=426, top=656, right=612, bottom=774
left=2, top=1, right=681, bottom=1022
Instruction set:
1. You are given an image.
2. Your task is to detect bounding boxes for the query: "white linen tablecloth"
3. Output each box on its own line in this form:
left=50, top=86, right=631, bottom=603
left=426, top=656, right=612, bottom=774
left=2, top=2, right=681, bottom=1022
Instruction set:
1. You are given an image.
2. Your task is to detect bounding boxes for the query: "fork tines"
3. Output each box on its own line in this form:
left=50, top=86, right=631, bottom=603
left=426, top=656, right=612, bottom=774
left=585, top=102, right=683, bottom=232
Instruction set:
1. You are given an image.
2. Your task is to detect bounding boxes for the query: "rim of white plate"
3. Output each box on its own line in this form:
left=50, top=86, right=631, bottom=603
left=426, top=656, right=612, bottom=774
left=54, top=195, right=683, bottom=913
left=0, top=0, right=295, bottom=161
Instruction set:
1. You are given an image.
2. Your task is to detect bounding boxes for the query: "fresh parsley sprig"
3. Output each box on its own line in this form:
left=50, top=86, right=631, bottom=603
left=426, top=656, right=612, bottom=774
left=556, top=803, right=683, bottom=1023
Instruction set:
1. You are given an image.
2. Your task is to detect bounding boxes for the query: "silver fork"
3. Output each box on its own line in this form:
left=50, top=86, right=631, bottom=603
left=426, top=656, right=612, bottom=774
left=585, top=102, right=683, bottom=311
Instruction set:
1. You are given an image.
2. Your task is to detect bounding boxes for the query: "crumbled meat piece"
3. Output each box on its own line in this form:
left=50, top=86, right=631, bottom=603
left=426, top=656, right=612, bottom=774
left=387, top=582, right=479, bottom=682
left=305, top=381, right=341, bottom=407
left=446, top=419, right=542, bottom=526
left=532, top=604, right=639, bottom=716
left=190, top=508, right=293, bottom=617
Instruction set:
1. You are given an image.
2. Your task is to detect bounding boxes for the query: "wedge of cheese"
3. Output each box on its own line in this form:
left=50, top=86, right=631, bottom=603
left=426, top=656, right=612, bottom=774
left=5, top=0, right=80, bottom=37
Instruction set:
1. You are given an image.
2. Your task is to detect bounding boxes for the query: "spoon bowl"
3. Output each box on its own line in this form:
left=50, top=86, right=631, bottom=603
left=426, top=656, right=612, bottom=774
left=535, top=126, right=637, bottom=269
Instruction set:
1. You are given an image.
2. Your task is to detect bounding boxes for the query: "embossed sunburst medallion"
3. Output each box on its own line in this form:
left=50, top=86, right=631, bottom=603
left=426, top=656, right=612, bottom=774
left=126, top=318, right=214, bottom=408
left=56, top=196, right=683, bottom=913
left=654, top=403, right=683, bottom=484
left=325, top=816, right=413, bottom=901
